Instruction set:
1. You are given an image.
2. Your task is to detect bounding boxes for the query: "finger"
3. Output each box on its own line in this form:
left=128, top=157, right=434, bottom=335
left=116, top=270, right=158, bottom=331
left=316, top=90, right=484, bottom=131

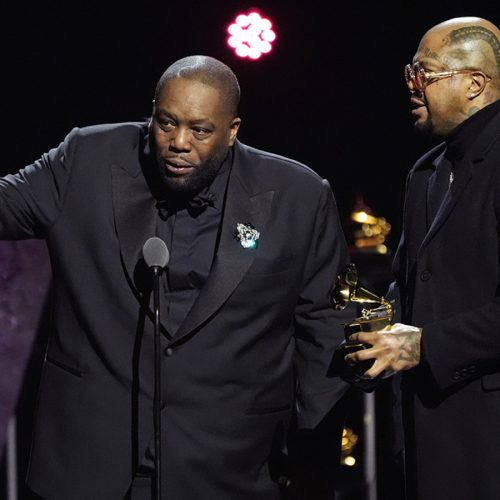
left=347, top=332, right=377, bottom=344
left=345, top=348, right=376, bottom=364
left=363, top=359, right=391, bottom=378
left=347, top=343, right=390, bottom=363
left=377, top=324, right=393, bottom=333
left=347, top=332, right=360, bottom=343
left=364, top=365, right=386, bottom=378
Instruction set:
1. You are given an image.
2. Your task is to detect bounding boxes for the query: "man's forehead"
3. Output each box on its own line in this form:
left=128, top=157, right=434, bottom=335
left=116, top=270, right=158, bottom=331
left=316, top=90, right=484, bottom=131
left=161, top=76, right=220, bottom=94
left=416, top=31, right=452, bottom=59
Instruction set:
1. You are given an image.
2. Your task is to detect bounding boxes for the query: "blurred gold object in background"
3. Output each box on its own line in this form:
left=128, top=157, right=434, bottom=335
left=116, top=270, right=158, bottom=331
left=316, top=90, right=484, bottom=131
left=341, top=427, right=359, bottom=466
left=350, top=195, right=391, bottom=255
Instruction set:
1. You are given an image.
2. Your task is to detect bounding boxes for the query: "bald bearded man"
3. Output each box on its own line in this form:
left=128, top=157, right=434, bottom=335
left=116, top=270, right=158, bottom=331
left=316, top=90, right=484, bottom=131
left=345, top=16, right=500, bottom=500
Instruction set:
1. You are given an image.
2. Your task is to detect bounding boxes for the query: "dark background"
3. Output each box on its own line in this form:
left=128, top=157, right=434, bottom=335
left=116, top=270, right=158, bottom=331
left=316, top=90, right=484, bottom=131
left=1, top=2, right=498, bottom=498
left=3, top=0, right=498, bottom=249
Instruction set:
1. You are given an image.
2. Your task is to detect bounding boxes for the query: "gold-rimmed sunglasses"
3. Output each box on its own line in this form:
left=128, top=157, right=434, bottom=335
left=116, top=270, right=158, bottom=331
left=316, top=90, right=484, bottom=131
left=404, top=61, right=490, bottom=92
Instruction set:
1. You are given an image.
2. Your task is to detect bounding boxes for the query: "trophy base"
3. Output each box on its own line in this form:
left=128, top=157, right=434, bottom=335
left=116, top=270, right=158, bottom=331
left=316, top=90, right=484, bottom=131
left=338, top=341, right=374, bottom=373
left=333, top=316, right=391, bottom=378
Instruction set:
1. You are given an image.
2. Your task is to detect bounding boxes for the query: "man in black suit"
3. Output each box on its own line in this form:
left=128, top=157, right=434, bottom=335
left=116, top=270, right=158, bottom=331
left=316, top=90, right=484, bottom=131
left=0, top=55, right=351, bottom=499
left=345, top=17, right=500, bottom=500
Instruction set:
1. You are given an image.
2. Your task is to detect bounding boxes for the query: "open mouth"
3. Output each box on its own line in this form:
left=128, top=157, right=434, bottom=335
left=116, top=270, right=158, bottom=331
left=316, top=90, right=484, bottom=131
left=163, top=159, right=194, bottom=175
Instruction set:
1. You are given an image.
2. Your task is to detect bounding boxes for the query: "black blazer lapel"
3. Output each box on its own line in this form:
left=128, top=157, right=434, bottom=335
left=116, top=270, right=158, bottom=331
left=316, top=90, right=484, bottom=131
left=405, top=166, right=432, bottom=275
left=171, top=170, right=274, bottom=345
left=418, top=156, right=473, bottom=254
left=418, top=101, right=499, bottom=254
left=111, top=157, right=157, bottom=295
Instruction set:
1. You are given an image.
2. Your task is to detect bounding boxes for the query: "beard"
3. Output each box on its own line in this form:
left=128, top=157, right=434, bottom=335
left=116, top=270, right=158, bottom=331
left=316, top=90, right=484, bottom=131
left=155, top=144, right=229, bottom=195
left=415, top=115, right=433, bottom=134
left=414, top=101, right=454, bottom=138
left=416, top=115, right=455, bottom=138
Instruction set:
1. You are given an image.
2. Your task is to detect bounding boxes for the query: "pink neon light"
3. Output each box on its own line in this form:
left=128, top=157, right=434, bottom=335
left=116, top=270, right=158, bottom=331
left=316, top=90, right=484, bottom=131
left=226, top=10, right=276, bottom=60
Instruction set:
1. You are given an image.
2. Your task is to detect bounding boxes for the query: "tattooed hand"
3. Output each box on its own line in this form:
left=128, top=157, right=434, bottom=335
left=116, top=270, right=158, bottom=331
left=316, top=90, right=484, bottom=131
left=344, top=323, right=423, bottom=379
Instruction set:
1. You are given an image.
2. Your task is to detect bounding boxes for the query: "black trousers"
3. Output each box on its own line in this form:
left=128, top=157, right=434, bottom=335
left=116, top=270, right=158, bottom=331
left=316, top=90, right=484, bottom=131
left=124, top=473, right=154, bottom=500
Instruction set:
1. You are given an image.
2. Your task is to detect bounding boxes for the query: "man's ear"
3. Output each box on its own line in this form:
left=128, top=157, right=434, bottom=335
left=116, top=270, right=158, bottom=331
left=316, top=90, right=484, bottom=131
left=228, top=117, right=241, bottom=146
left=467, top=72, right=490, bottom=99
left=148, top=100, right=156, bottom=129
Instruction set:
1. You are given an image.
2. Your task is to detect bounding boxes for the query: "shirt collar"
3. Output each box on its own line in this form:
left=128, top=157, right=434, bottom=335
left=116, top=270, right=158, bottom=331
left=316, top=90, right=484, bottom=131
left=446, top=100, right=500, bottom=160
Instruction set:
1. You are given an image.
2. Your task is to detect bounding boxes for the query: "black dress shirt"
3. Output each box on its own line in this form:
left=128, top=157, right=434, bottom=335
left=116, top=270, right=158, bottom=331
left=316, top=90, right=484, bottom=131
left=139, top=150, right=232, bottom=472
left=156, top=152, right=231, bottom=336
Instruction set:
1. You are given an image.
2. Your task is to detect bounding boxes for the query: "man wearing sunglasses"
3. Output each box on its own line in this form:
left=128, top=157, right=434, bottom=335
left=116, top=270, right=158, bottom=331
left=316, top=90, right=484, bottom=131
left=345, top=16, right=499, bottom=500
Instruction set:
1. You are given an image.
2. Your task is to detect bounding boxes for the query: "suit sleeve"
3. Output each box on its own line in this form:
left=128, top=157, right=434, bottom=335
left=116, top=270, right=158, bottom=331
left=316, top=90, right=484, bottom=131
left=421, top=299, right=500, bottom=389
left=293, top=178, right=352, bottom=429
left=0, top=128, right=78, bottom=239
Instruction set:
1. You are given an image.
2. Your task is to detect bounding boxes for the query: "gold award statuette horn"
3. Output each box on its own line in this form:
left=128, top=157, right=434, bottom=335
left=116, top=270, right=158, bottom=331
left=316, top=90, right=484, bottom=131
left=331, top=263, right=393, bottom=375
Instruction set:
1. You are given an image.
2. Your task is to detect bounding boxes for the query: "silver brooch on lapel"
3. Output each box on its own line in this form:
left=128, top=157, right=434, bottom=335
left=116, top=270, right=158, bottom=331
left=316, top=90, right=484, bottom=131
left=235, top=222, right=260, bottom=249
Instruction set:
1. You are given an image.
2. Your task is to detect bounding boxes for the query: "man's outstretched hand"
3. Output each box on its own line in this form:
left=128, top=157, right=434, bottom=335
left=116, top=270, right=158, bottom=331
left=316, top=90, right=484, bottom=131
left=345, top=323, right=422, bottom=379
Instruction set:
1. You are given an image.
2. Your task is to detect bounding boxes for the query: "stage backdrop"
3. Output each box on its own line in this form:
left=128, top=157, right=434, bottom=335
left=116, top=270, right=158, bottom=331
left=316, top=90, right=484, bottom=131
left=0, top=240, right=51, bottom=454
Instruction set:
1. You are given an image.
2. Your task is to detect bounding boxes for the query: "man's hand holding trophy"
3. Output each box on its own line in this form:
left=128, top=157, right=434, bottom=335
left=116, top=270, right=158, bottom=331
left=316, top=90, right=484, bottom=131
left=330, top=263, right=421, bottom=385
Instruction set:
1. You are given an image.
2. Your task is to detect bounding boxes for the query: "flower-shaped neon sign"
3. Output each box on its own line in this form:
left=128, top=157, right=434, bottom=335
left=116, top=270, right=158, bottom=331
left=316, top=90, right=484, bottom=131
left=227, top=11, right=276, bottom=60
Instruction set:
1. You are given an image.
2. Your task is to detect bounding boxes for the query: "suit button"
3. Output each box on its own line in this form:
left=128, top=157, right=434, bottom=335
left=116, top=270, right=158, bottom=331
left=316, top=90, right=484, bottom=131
left=453, top=371, right=461, bottom=380
left=420, top=270, right=431, bottom=281
left=164, top=347, right=173, bottom=356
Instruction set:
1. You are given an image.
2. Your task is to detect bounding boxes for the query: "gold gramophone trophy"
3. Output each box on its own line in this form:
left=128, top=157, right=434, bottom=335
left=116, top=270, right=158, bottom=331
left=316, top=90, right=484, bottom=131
left=331, top=263, right=393, bottom=376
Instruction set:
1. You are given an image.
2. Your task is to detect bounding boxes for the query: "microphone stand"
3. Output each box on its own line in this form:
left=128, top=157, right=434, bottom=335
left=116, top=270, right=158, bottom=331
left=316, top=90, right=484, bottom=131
left=152, top=264, right=162, bottom=500
left=142, top=237, right=169, bottom=500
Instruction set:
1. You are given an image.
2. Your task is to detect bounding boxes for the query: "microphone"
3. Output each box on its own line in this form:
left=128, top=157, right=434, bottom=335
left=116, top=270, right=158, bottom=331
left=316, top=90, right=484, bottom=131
left=141, top=236, right=169, bottom=500
left=143, top=237, right=170, bottom=269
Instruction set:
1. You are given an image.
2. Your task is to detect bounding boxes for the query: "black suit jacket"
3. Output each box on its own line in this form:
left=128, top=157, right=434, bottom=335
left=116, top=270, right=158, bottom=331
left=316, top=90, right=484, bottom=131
left=0, top=122, right=350, bottom=500
left=389, top=103, right=500, bottom=500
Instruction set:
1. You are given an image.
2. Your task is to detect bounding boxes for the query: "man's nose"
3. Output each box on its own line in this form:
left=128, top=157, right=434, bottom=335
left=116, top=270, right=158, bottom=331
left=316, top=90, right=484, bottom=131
left=169, top=127, right=191, bottom=151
